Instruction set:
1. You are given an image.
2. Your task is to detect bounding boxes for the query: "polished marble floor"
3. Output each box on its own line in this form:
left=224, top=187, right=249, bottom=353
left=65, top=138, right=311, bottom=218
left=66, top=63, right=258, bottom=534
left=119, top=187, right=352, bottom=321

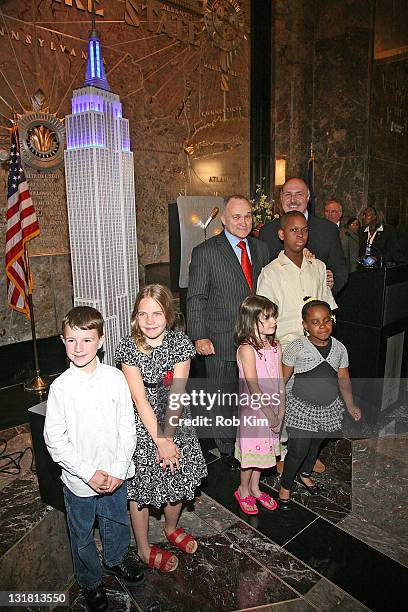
left=1, top=387, right=408, bottom=611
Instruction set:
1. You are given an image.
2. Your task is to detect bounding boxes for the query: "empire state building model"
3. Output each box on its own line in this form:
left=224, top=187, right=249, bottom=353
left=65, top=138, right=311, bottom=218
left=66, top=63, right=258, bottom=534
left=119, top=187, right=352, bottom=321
left=64, top=25, right=138, bottom=365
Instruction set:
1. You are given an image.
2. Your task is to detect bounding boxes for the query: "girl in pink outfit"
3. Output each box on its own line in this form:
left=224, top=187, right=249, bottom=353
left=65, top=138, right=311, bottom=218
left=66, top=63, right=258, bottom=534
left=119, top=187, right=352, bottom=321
left=234, top=295, right=286, bottom=515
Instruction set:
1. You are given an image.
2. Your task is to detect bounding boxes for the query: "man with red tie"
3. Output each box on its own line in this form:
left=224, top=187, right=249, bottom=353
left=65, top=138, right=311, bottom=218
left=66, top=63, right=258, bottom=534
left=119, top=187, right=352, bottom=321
left=187, top=196, right=270, bottom=467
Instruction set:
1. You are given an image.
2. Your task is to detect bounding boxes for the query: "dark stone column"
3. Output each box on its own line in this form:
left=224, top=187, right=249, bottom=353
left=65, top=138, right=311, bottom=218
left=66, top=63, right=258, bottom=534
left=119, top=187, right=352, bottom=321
left=312, top=0, right=375, bottom=216
left=272, top=0, right=315, bottom=193
left=250, top=0, right=272, bottom=197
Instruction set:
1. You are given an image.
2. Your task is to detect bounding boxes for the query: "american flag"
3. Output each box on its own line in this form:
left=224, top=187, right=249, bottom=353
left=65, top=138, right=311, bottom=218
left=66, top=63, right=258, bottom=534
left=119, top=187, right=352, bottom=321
left=5, top=126, right=40, bottom=317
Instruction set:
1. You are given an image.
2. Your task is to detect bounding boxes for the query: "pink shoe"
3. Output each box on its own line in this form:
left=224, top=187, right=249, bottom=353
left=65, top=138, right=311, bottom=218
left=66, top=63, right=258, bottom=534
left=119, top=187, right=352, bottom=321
left=234, top=490, right=259, bottom=515
left=255, top=492, right=277, bottom=511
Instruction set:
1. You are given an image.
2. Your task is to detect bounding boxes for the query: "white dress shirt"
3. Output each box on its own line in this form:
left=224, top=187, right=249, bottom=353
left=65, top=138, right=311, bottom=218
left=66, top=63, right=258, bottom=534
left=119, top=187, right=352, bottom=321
left=44, top=358, right=136, bottom=497
left=257, top=251, right=337, bottom=349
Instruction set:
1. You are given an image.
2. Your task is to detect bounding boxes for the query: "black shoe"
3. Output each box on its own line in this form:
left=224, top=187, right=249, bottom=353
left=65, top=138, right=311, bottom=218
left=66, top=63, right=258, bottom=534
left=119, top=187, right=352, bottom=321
left=220, top=454, right=240, bottom=470
left=296, top=474, right=322, bottom=496
left=103, top=560, right=144, bottom=585
left=277, top=497, right=291, bottom=510
left=83, top=583, right=108, bottom=612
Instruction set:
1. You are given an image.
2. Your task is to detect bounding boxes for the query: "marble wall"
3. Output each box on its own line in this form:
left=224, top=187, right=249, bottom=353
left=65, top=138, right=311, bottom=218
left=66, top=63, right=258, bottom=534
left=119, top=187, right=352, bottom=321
left=312, top=0, right=374, bottom=218
left=368, top=58, right=408, bottom=227
left=272, top=0, right=408, bottom=225
left=272, top=0, right=315, bottom=200
left=272, top=0, right=375, bottom=218
left=0, top=0, right=251, bottom=346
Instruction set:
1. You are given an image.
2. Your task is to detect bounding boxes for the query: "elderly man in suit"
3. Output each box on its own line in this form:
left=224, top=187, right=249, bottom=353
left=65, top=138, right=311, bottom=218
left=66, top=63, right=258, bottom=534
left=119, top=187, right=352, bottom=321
left=187, top=195, right=270, bottom=468
left=324, top=199, right=347, bottom=249
left=260, top=179, right=348, bottom=295
left=324, top=199, right=343, bottom=226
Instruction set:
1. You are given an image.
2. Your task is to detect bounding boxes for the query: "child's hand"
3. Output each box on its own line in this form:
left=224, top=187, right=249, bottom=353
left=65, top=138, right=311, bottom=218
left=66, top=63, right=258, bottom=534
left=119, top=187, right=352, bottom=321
left=88, top=470, right=109, bottom=493
left=157, top=438, right=180, bottom=474
left=348, top=405, right=362, bottom=421
left=104, top=475, right=124, bottom=494
left=156, top=448, right=180, bottom=474
left=268, top=411, right=280, bottom=430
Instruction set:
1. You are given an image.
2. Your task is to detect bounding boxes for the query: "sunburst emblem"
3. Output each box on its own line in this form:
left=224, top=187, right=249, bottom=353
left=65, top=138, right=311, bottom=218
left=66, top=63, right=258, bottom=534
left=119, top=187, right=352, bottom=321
left=17, top=90, right=65, bottom=171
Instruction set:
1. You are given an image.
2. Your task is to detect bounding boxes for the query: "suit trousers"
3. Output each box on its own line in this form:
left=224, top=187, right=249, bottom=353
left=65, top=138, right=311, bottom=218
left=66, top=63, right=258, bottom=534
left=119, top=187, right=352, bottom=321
left=205, top=355, right=238, bottom=456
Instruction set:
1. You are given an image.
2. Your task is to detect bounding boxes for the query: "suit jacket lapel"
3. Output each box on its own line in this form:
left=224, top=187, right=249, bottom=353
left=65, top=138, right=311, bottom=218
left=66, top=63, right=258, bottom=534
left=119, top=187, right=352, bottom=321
left=247, top=236, right=262, bottom=285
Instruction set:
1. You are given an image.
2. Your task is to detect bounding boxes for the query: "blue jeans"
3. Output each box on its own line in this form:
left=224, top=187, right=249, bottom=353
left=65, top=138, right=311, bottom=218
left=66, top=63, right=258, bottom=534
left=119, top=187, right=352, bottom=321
left=63, top=483, right=130, bottom=590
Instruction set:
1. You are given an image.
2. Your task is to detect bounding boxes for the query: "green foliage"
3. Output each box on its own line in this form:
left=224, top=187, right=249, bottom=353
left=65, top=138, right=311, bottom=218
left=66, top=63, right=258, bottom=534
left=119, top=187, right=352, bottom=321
left=251, top=181, right=276, bottom=226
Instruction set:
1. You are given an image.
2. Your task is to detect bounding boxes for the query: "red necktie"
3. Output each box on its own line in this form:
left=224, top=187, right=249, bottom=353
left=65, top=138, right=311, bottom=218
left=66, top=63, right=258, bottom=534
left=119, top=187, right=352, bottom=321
left=237, top=240, right=253, bottom=291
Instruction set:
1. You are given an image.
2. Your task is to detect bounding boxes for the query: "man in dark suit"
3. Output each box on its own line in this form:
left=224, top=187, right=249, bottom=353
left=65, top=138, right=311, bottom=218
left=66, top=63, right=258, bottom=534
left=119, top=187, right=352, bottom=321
left=260, top=179, right=348, bottom=295
left=324, top=199, right=347, bottom=247
left=187, top=195, right=270, bottom=467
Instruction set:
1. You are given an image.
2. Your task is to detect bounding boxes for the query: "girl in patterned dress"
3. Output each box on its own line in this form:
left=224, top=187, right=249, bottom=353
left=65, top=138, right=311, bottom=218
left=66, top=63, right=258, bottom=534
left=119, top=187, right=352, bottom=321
left=115, top=285, right=207, bottom=572
left=234, top=296, right=286, bottom=515
left=278, top=298, right=361, bottom=509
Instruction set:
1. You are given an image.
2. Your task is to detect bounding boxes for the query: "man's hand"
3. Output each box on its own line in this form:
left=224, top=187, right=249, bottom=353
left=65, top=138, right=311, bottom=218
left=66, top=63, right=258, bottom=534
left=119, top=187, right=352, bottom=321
left=104, top=475, right=124, bottom=494
left=348, top=404, right=362, bottom=422
left=195, top=338, right=215, bottom=356
left=326, top=269, right=334, bottom=289
left=303, top=248, right=315, bottom=260
left=88, top=470, right=109, bottom=493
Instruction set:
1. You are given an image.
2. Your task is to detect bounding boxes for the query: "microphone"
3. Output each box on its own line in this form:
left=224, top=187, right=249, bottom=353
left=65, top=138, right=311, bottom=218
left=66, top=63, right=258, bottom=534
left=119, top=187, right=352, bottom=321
left=203, top=207, right=219, bottom=230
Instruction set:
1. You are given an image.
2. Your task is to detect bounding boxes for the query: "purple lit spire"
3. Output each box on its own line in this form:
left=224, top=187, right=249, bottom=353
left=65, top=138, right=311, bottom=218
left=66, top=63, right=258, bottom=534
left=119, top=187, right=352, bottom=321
left=84, top=3, right=110, bottom=91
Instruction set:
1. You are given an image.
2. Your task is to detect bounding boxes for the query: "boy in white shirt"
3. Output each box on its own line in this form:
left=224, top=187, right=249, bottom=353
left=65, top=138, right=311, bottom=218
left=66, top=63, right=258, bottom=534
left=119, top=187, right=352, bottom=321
left=44, top=307, right=143, bottom=612
left=257, top=211, right=337, bottom=350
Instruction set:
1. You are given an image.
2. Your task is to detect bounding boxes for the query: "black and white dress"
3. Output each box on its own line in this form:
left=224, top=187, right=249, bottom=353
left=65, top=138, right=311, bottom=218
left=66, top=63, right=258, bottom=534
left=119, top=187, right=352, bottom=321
left=115, top=331, right=207, bottom=508
left=282, top=336, right=349, bottom=433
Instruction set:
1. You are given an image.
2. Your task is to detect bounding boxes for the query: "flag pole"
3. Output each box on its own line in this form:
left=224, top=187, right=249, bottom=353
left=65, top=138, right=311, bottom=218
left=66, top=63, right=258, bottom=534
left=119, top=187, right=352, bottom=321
left=23, top=243, right=49, bottom=392
left=306, top=143, right=316, bottom=216
left=9, top=113, right=49, bottom=392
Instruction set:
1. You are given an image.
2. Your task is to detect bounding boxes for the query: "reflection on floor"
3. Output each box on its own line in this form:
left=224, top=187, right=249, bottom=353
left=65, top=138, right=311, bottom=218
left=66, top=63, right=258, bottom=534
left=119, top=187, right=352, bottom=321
left=1, top=394, right=408, bottom=611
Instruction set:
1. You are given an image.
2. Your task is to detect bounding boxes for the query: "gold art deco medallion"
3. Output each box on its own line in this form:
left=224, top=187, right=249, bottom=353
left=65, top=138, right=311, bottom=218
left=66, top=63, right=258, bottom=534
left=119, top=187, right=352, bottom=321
left=204, top=0, right=245, bottom=53
left=17, top=90, right=65, bottom=172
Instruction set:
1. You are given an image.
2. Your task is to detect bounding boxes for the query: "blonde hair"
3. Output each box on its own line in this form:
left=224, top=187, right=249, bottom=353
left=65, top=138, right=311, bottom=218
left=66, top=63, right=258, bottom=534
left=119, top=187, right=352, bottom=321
left=130, top=284, right=175, bottom=352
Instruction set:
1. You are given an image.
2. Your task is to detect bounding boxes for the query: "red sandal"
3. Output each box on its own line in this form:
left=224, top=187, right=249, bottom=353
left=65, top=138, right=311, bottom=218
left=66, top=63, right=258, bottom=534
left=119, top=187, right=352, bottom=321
left=234, top=490, right=259, bottom=515
left=255, top=492, right=277, bottom=511
left=164, top=527, right=198, bottom=554
left=147, top=545, right=179, bottom=572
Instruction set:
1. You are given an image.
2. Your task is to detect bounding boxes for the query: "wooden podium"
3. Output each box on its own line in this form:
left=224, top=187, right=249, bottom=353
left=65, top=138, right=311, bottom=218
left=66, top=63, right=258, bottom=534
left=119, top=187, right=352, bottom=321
left=335, top=264, right=408, bottom=424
